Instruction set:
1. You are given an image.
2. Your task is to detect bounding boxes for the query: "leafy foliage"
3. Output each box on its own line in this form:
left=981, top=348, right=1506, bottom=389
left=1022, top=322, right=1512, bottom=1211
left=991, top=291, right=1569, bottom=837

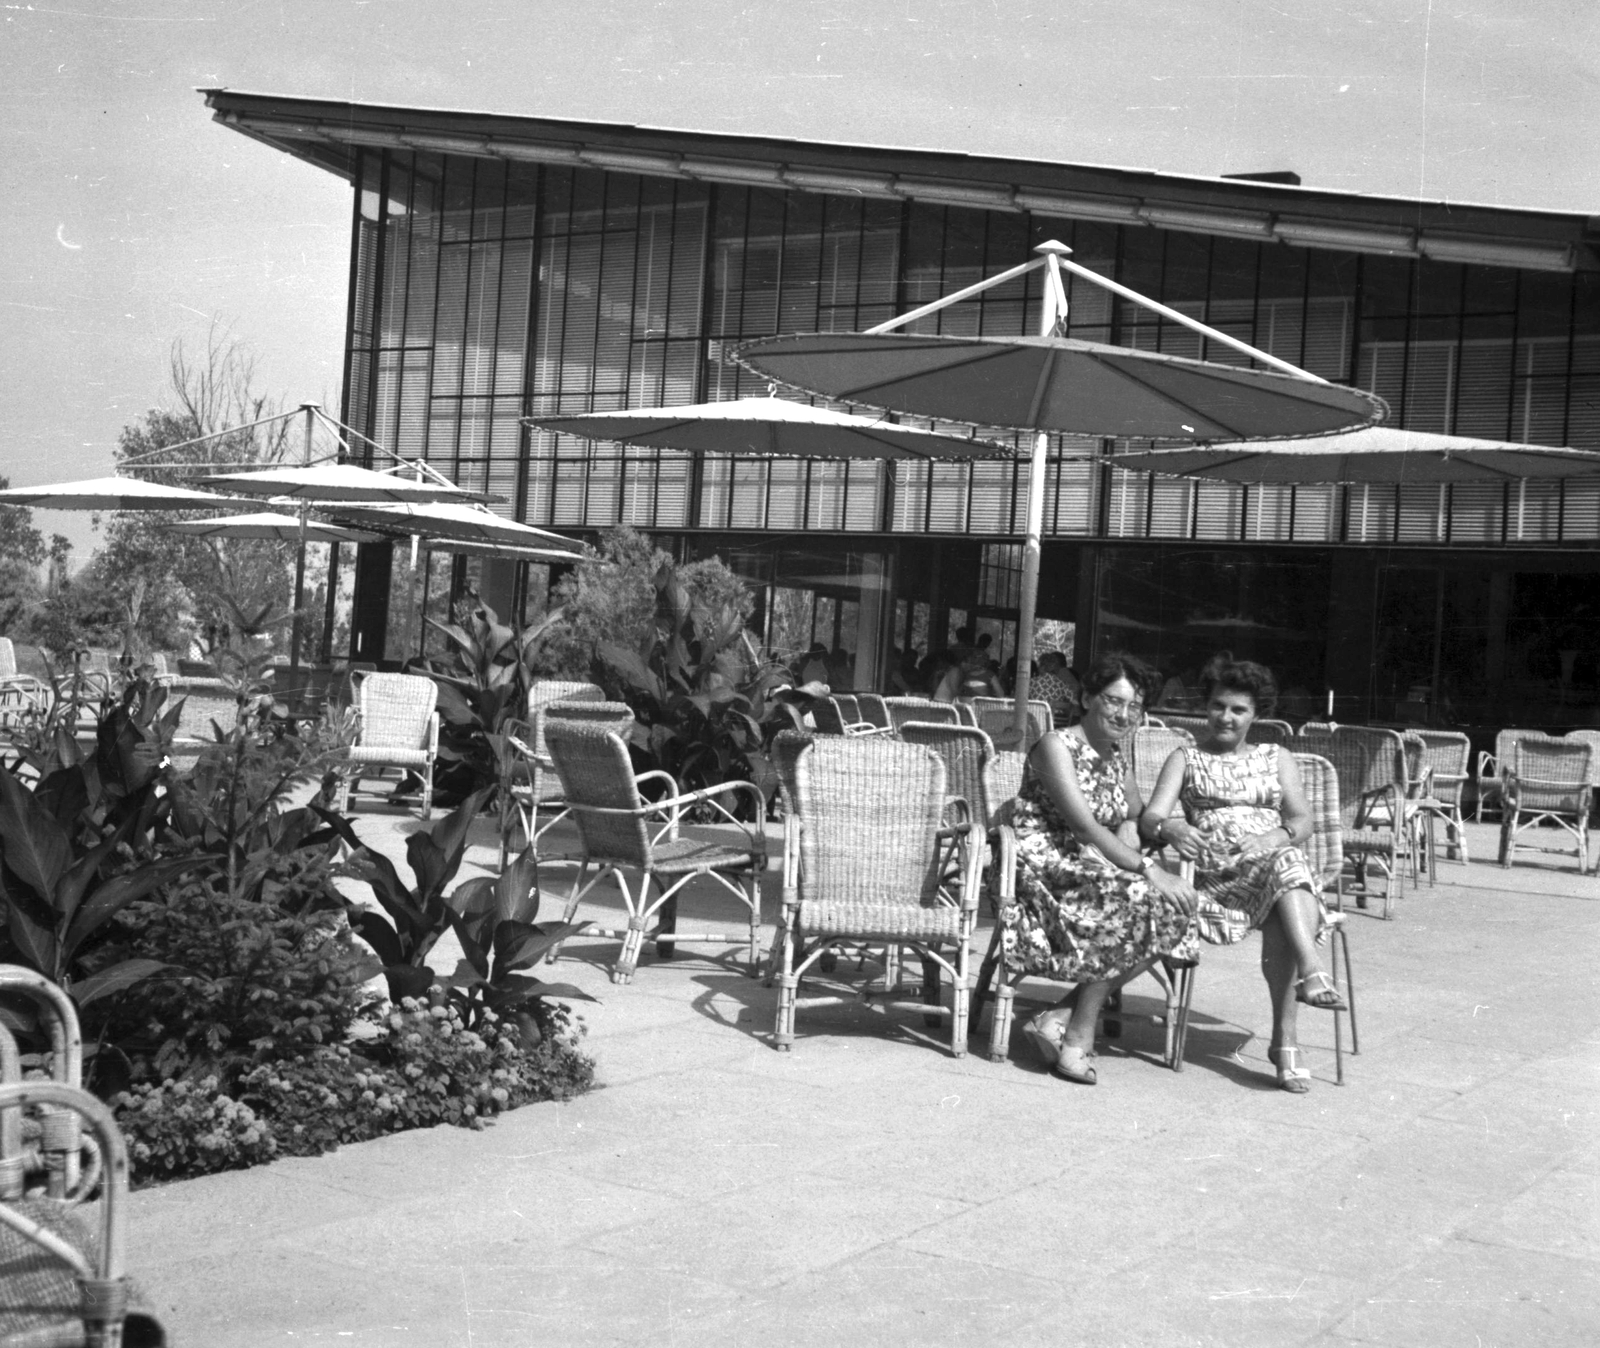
left=323, top=789, right=491, bottom=1000
left=0, top=681, right=199, bottom=1009
left=442, top=846, right=594, bottom=1031
left=423, top=599, right=564, bottom=805
left=597, top=560, right=803, bottom=805
left=113, top=1000, right=594, bottom=1184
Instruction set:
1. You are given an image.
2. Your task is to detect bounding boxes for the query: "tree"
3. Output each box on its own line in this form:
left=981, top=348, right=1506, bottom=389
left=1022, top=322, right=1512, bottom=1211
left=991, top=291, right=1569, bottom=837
left=0, top=476, right=46, bottom=633
left=99, top=326, right=295, bottom=655
left=535, top=527, right=756, bottom=680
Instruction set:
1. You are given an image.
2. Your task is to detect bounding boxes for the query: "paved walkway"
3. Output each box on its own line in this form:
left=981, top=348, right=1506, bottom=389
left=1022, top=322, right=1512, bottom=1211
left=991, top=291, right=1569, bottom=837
left=126, top=808, right=1600, bottom=1346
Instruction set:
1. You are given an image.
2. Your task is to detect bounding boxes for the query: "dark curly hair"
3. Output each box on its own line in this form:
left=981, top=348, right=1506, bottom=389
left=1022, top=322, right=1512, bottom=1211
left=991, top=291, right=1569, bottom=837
left=1080, top=650, right=1161, bottom=710
left=1199, top=651, right=1278, bottom=716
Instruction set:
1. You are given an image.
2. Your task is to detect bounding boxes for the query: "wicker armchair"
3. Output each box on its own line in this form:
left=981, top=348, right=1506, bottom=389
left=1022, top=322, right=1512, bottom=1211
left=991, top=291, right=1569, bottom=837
left=1411, top=730, right=1472, bottom=862
left=495, top=680, right=607, bottom=860
left=772, top=733, right=983, bottom=1056
left=337, top=672, right=440, bottom=819
left=1295, top=726, right=1418, bottom=918
left=544, top=721, right=767, bottom=983
left=965, top=696, right=1053, bottom=748
left=1566, top=730, right=1600, bottom=821
left=1475, top=728, right=1537, bottom=823
left=883, top=696, right=959, bottom=731
left=1498, top=734, right=1593, bottom=873
left=500, top=697, right=632, bottom=863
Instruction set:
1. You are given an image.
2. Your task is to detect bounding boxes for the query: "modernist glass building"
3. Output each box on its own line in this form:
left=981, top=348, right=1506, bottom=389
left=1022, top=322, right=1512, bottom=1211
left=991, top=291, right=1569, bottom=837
left=207, top=90, right=1600, bottom=731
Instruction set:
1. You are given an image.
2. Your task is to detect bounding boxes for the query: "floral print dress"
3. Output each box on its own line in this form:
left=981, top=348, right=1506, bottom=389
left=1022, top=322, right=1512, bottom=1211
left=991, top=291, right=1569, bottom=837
left=1000, top=731, right=1198, bottom=983
left=1179, top=741, right=1325, bottom=945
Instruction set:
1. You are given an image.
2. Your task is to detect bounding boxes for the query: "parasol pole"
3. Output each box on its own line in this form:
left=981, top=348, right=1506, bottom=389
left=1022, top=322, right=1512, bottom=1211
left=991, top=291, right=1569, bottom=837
left=1008, top=242, right=1069, bottom=747
left=288, top=402, right=317, bottom=686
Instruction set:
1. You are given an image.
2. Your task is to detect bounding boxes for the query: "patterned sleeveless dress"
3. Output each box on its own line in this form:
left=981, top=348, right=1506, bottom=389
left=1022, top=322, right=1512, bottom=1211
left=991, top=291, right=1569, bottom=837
left=1179, top=741, right=1326, bottom=945
left=1000, top=731, right=1198, bottom=983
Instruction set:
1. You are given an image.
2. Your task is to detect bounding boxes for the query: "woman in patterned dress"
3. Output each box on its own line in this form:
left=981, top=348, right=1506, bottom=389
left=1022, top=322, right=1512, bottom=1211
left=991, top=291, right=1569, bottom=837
left=1140, top=654, right=1346, bottom=1093
left=1000, top=653, right=1198, bottom=1085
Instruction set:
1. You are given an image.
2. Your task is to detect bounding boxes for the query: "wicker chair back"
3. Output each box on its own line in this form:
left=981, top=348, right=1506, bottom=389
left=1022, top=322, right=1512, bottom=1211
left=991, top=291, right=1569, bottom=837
left=790, top=735, right=948, bottom=910
left=0, top=639, right=14, bottom=678
left=1155, top=712, right=1209, bottom=738
left=989, top=750, right=1028, bottom=817
left=544, top=700, right=635, bottom=736
left=1251, top=718, right=1294, bottom=745
left=543, top=721, right=654, bottom=864
left=966, top=697, right=1052, bottom=747
left=953, top=701, right=978, bottom=727
left=772, top=730, right=814, bottom=813
left=810, top=698, right=848, bottom=735
left=1509, top=734, right=1592, bottom=810
left=899, top=722, right=998, bottom=826
left=527, top=680, right=604, bottom=755
left=1563, top=730, right=1600, bottom=787
left=1130, top=725, right=1194, bottom=801
left=884, top=696, right=959, bottom=731
left=833, top=693, right=862, bottom=725
left=1413, top=730, right=1471, bottom=805
left=359, top=674, right=438, bottom=751
left=854, top=694, right=892, bottom=730
left=1292, top=752, right=1344, bottom=888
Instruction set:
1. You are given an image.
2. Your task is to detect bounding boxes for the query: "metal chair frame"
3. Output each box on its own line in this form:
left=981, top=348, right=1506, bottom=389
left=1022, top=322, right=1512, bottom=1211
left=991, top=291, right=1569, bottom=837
left=544, top=722, right=767, bottom=983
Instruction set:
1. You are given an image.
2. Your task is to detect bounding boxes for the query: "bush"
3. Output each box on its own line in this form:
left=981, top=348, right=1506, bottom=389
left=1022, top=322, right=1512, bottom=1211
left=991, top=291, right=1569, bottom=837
left=112, top=1000, right=593, bottom=1183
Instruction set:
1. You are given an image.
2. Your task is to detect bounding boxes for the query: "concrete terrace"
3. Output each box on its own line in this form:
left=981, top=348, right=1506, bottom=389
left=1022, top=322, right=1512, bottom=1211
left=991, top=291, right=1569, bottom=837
left=126, top=807, right=1600, bottom=1347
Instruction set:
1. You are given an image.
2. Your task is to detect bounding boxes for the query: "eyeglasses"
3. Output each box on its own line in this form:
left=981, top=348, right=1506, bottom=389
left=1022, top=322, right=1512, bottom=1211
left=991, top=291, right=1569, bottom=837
left=1096, top=694, right=1144, bottom=719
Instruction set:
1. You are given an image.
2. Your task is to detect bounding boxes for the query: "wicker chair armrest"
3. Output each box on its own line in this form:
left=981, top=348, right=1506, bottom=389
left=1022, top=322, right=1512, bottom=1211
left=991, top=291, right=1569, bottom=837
left=634, top=769, right=682, bottom=798
left=1356, top=782, right=1401, bottom=830
left=990, top=823, right=1017, bottom=902
left=427, top=713, right=439, bottom=756
left=1504, top=773, right=1592, bottom=804
left=1476, top=750, right=1498, bottom=777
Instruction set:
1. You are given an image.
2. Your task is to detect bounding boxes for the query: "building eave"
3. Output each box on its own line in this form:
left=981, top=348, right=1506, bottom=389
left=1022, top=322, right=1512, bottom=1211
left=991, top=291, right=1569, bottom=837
left=200, top=88, right=1600, bottom=273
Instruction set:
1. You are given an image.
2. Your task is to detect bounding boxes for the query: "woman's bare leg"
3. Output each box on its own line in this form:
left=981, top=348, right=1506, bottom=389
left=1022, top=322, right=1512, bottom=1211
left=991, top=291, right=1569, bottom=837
left=1273, top=886, right=1327, bottom=981
left=1259, top=911, right=1299, bottom=1053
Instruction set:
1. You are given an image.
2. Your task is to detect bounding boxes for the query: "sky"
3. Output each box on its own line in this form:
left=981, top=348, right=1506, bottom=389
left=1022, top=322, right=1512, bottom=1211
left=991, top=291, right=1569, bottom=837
left=3, top=0, right=1597, bottom=558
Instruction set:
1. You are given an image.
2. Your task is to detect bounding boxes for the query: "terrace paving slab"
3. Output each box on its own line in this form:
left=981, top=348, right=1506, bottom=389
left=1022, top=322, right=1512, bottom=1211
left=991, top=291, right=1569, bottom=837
left=124, top=806, right=1599, bottom=1345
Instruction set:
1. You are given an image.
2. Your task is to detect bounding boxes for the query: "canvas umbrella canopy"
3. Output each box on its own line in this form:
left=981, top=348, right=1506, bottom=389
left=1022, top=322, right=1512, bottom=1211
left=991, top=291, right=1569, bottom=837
left=325, top=501, right=582, bottom=552
left=201, top=461, right=501, bottom=504
left=734, top=241, right=1389, bottom=741
left=421, top=538, right=586, bottom=562
left=526, top=395, right=1010, bottom=461
left=1108, top=425, right=1600, bottom=484
left=0, top=476, right=257, bottom=511
left=163, top=512, right=382, bottom=544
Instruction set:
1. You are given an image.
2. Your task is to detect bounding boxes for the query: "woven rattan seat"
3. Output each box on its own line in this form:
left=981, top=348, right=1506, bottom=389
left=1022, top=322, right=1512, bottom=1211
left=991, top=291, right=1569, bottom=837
left=772, top=733, right=983, bottom=1056
left=1498, top=734, right=1592, bottom=873
left=337, top=672, right=440, bottom=819
left=544, top=721, right=766, bottom=983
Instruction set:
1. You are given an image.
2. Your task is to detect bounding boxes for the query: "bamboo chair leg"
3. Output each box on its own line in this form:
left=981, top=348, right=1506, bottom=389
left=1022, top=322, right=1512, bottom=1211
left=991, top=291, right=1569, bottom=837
left=989, top=974, right=1018, bottom=1063
left=970, top=929, right=1002, bottom=1043
left=921, top=954, right=942, bottom=1028
left=745, top=874, right=762, bottom=976
left=950, top=941, right=970, bottom=1059
left=420, top=761, right=434, bottom=821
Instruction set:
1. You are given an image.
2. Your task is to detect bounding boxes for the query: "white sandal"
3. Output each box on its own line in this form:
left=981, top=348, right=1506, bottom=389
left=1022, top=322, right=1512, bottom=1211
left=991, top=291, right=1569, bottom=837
left=1269, top=1045, right=1311, bottom=1094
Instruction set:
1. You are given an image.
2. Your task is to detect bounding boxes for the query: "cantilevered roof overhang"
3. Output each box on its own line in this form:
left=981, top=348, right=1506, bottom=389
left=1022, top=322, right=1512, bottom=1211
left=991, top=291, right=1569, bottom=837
left=202, top=88, right=1599, bottom=273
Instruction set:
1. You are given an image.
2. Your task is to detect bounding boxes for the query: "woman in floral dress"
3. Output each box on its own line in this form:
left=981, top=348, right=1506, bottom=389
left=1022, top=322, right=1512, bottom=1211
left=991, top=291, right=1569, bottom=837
left=1141, top=653, right=1346, bottom=1093
left=1000, top=652, right=1198, bottom=1085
